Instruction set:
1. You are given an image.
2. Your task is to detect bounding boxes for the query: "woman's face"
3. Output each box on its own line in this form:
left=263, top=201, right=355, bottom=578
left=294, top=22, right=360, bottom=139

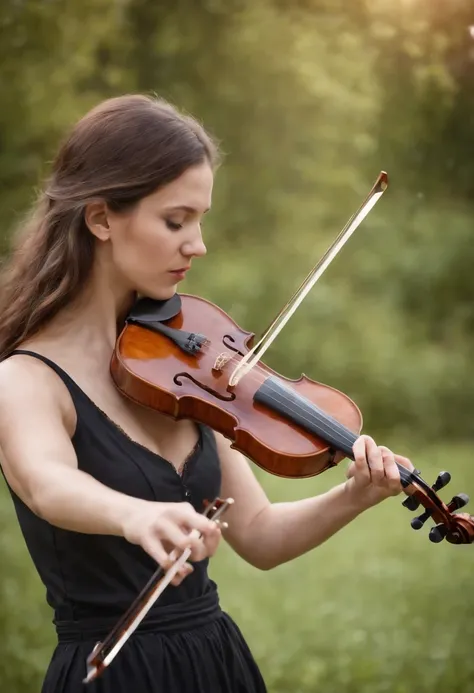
left=97, top=161, right=213, bottom=300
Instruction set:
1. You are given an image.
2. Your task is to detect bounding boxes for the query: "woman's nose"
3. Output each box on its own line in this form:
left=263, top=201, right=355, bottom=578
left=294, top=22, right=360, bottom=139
left=182, top=228, right=207, bottom=258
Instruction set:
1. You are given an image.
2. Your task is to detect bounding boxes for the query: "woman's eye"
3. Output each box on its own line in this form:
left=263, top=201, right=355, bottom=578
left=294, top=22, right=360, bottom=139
left=165, top=220, right=183, bottom=231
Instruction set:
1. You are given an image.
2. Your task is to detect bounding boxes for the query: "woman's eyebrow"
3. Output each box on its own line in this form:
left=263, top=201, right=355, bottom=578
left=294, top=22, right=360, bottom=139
left=163, top=205, right=210, bottom=214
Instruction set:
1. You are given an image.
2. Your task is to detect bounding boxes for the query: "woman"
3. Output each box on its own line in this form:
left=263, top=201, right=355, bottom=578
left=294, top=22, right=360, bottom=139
left=0, top=95, right=412, bottom=693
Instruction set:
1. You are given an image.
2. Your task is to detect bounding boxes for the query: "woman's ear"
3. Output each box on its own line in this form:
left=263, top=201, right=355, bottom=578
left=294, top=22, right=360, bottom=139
left=84, top=200, right=111, bottom=241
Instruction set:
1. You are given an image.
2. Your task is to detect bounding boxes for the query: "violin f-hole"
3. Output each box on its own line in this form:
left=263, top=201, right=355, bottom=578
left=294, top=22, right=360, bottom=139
left=174, top=372, right=236, bottom=402
left=222, top=334, right=245, bottom=357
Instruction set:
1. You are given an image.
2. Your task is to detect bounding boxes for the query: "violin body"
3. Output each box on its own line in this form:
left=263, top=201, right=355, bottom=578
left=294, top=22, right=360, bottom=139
left=111, top=294, right=362, bottom=478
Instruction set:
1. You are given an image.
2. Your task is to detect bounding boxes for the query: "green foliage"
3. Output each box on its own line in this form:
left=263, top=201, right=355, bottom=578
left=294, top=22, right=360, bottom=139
left=2, top=0, right=473, bottom=441
left=2, top=0, right=474, bottom=690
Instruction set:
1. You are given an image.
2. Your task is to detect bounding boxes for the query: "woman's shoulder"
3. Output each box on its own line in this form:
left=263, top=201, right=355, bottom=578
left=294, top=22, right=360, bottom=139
left=0, top=347, right=57, bottom=387
left=0, top=347, right=77, bottom=434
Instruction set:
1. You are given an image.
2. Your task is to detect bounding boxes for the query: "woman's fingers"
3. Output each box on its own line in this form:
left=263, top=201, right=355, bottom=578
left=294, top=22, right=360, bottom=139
left=349, top=435, right=414, bottom=504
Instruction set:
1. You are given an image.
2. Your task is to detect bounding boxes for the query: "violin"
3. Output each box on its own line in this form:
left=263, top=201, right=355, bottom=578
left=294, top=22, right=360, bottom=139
left=110, top=171, right=474, bottom=547
left=85, top=172, right=474, bottom=682
left=111, top=291, right=474, bottom=546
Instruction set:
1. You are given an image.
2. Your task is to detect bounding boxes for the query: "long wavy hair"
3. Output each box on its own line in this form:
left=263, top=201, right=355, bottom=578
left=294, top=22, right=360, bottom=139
left=0, top=94, right=219, bottom=360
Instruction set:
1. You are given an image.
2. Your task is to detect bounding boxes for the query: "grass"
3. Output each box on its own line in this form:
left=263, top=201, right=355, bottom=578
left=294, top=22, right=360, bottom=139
left=1, top=439, right=474, bottom=692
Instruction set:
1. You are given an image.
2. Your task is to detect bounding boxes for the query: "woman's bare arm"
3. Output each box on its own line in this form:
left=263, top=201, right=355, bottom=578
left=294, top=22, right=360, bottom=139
left=216, top=432, right=412, bottom=570
left=0, top=357, right=146, bottom=533
left=0, top=357, right=220, bottom=574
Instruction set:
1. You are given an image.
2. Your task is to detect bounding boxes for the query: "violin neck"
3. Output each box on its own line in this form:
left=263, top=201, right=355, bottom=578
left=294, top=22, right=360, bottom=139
left=254, top=376, right=417, bottom=487
left=254, top=376, right=357, bottom=458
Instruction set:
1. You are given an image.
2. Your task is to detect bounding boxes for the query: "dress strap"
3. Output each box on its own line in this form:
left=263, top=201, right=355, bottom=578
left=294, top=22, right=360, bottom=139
left=9, top=349, right=82, bottom=396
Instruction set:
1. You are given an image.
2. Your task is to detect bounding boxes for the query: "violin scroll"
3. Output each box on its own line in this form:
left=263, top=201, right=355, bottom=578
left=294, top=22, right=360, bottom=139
left=401, top=469, right=474, bottom=544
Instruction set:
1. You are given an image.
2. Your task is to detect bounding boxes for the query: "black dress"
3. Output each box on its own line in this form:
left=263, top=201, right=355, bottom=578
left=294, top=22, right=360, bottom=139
left=4, top=350, right=267, bottom=693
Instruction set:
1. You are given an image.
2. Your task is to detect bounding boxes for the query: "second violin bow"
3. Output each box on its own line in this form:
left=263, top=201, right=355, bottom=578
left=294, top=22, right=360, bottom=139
left=83, top=497, right=234, bottom=684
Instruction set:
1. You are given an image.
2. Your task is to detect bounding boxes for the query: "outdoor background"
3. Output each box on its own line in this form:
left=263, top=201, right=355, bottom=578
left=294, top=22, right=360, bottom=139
left=1, top=0, right=474, bottom=691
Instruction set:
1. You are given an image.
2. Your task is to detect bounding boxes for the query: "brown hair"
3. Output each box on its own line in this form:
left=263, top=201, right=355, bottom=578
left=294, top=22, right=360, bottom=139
left=0, top=94, right=219, bottom=360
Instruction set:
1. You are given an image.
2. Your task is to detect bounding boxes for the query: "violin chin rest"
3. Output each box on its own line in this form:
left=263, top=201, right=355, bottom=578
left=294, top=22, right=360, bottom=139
left=127, top=294, right=182, bottom=324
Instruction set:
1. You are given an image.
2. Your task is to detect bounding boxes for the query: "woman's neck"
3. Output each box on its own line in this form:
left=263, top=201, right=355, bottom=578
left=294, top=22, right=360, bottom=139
left=21, top=277, right=135, bottom=372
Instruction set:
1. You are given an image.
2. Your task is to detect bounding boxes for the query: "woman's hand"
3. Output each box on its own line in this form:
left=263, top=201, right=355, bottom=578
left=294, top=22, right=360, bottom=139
left=122, top=501, right=222, bottom=586
left=344, top=434, right=414, bottom=510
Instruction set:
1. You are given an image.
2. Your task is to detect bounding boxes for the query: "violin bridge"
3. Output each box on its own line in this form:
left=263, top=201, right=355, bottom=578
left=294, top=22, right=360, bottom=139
left=213, top=352, right=233, bottom=372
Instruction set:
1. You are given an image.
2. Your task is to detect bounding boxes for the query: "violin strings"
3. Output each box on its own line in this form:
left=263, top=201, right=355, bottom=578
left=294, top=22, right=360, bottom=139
left=198, top=339, right=415, bottom=485
left=255, top=383, right=411, bottom=483
left=174, top=338, right=415, bottom=486
left=199, top=341, right=366, bottom=452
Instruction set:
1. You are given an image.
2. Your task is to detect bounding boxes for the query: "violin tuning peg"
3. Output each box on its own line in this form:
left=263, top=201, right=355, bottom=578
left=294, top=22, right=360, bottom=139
left=428, top=524, right=448, bottom=543
left=432, top=471, right=451, bottom=492
left=401, top=468, right=424, bottom=510
left=402, top=496, right=421, bottom=511
left=411, top=508, right=433, bottom=530
left=450, top=493, right=469, bottom=510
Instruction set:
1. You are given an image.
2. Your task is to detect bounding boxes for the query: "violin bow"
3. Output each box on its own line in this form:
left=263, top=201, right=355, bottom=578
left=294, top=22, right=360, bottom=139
left=83, top=497, right=234, bottom=684
left=229, top=171, right=388, bottom=387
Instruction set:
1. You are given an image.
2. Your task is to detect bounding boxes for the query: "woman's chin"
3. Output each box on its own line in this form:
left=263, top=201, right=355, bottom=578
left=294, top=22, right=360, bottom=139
left=141, top=285, right=178, bottom=301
